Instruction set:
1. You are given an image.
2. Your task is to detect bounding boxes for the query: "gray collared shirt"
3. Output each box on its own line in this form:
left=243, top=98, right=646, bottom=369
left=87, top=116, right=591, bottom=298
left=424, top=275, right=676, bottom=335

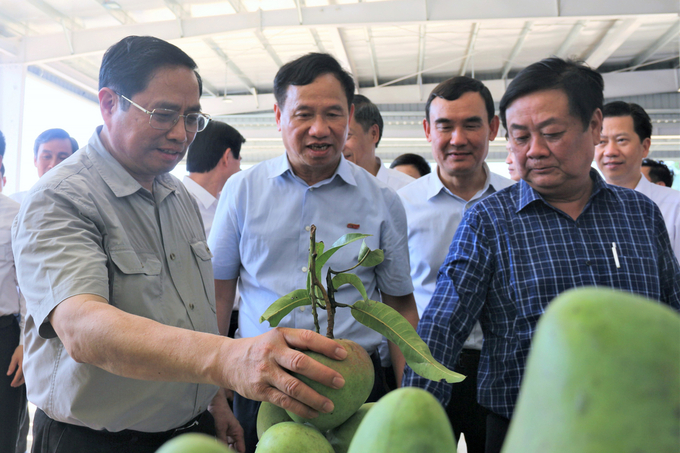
left=12, top=127, right=219, bottom=432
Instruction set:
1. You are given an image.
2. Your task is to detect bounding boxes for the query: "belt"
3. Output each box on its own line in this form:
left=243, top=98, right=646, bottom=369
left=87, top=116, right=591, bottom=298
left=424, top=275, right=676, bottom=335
left=38, top=409, right=214, bottom=445
left=0, top=314, right=18, bottom=329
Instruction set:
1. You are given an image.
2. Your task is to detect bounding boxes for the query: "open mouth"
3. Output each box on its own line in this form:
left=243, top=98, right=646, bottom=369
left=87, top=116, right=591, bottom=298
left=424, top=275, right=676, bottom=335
left=308, top=143, right=331, bottom=151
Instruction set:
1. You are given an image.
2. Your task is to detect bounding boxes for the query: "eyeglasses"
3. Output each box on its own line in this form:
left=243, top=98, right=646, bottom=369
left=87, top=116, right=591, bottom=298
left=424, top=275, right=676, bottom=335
left=117, top=93, right=211, bottom=133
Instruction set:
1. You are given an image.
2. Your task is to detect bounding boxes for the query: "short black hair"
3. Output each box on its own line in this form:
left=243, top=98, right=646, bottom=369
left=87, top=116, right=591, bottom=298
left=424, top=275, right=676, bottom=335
left=99, top=36, right=202, bottom=103
left=186, top=120, right=246, bottom=173
left=274, top=53, right=354, bottom=109
left=500, top=57, right=604, bottom=131
left=0, top=129, right=5, bottom=157
left=352, top=94, right=383, bottom=147
left=603, top=101, right=652, bottom=143
left=34, top=128, right=79, bottom=159
left=642, top=158, right=674, bottom=187
left=389, top=153, right=431, bottom=177
left=425, top=76, right=495, bottom=123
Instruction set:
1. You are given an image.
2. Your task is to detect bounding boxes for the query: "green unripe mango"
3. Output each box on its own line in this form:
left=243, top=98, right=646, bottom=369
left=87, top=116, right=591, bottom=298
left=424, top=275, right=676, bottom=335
left=156, top=433, right=234, bottom=453
left=347, top=387, right=456, bottom=453
left=256, top=401, right=293, bottom=439
left=502, top=287, right=680, bottom=453
left=325, top=403, right=375, bottom=453
left=287, top=339, right=374, bottom=432
left=255, top=421, right=334, bottom=453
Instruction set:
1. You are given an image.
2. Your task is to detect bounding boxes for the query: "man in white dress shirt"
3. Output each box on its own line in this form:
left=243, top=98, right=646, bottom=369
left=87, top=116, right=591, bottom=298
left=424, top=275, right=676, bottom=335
left=343, top=94, right=415, bottom=190
left=183, top=120, right=245, bottom=237
left=398, top=76, right=514, bottom=453
left=0, top=130, right=26, bottom=452
left=595, top=101, right=680, bottom=261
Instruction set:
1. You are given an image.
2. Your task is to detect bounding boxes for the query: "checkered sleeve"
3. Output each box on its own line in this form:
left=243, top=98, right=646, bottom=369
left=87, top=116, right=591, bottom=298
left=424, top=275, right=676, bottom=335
left=403, top=208, right=493, bottom=405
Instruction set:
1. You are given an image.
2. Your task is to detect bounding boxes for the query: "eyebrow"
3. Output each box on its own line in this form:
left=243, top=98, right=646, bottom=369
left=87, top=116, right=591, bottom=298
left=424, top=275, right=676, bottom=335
left=434, top=116, right=483, bottom=124
left=153, top=101, right=202, bottom=112
left=510, top=117, right=560, bottom=130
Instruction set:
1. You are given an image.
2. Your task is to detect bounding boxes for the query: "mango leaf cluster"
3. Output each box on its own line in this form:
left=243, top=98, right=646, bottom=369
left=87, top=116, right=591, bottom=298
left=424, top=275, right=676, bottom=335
left=260, top=230, right=463, bottom=384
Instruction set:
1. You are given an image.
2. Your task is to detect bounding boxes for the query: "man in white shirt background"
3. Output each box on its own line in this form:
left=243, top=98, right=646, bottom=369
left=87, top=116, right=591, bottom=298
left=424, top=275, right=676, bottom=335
left=0, top=129, right=26, bottom=453
left=183, top=120, right=245, bottom=237
left=10, top=128, right=78, bottom=205
left=595, top=101, right=680, bottom=261
left=398, top=76, right=514, bottom=453
left=343, top=94, right=415, bottom=191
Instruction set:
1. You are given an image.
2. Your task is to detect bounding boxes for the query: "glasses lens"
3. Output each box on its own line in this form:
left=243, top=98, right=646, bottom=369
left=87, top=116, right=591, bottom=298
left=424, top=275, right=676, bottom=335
left=189, top=114, right=209, bottom=133
left=149, top=109, right=180, bottom=130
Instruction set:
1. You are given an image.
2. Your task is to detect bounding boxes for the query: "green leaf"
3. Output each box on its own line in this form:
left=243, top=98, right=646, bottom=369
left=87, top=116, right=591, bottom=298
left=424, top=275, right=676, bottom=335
left=357, top=241, right=385, bottom=267
left=350, top=300, right=465, bottom=383
left=260, top=289, right=311, bottom=327
left=315, top=233, right=371, bottom=281
left=331, top=274, right=369, bottom=302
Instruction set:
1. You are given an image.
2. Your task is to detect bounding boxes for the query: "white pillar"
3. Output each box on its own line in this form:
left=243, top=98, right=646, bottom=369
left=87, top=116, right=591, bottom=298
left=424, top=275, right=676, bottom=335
left=0, top=63, right=27, bottom=194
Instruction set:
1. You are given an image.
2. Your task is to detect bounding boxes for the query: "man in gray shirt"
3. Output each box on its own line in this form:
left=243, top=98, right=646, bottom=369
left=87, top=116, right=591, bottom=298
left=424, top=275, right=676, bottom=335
left=12, top=36, right=347, bottom=453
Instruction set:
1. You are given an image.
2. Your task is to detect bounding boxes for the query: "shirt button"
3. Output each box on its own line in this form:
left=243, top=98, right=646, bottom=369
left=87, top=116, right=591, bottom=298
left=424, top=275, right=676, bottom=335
left=170, top=253, right=176, bottom=260
left=206, top=246, right=210, bottom=253
left=302, top=266, right=308, bottom=272
left=300, top=307, right=306, bottom=312
left=189, top=303, right=195, bottom=310
left=585, top=260, right=592, bottom=266
left=305, top=226, right=311, bottom=232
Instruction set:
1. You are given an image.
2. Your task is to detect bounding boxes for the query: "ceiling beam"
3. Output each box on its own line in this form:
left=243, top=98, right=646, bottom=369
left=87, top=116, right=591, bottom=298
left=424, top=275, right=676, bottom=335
left=416, top=24, right=426, bottom=87
left=502, top=21, right=533, bottom=79
left=554, top=19, right=586, bottom=58
left=630, top=19, right=680, bottom=68
left=227, top=0, right=245, bottom=14
left=459, top=22, right=480, bottom=76
left=203, top=37, right=256, bottom=95
left=91, top=0, right=135, bottom=25
left=10, top=0, right=678, bottom=64
left=25, top=0, right=83, bottom=30
left=364, top=27, right=379, bottom=87
left=201, top=68, right=680, bottom=115
left=585, top=18, right=641, bottom=69
left=328, top=27, right=359, bottom=90
left=253, top=29, right=283, bottom=68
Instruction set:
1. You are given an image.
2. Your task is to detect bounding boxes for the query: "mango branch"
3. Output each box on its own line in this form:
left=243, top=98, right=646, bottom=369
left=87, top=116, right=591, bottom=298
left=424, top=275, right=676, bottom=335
left=309, top=225, right=333, bottom=337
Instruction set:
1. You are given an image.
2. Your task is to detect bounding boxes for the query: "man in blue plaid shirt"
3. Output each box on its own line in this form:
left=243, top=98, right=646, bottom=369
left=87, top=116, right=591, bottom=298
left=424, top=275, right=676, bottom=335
left=402, top=57, right=680, bottom=453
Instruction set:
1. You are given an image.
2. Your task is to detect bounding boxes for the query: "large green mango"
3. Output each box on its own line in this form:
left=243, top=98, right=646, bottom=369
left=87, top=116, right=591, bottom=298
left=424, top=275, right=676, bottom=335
left=255, top=421, right=334, bottom=453
left=156, top=433, right=234, bottom=453
left=287, top=339, right=374, bottom=432
left=325, top=403, right=374, bottom=453
left=347, top=387, right=456, bottom=453
left=502, top=287, right=680, bottom=453
left=256, top=401, right=292, bottom=439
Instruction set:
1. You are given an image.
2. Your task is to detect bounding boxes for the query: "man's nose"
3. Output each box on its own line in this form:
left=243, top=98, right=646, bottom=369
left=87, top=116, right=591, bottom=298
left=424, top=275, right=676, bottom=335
left=167, top=117, right=188, bottom=142
left=309, top=115, right=330, bottom=137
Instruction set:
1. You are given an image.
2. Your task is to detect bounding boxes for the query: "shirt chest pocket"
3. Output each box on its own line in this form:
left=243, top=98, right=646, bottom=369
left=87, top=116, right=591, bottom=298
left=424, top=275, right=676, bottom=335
left=108, top=249, right=163, bottom=317
left=189, top=241, right=216, bottom=312
left=0, top=231, right=12, bottom=264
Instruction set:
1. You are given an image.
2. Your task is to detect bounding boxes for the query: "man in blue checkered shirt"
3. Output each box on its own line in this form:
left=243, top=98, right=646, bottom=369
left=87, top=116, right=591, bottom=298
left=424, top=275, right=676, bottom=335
left=402, top=57, right=680, bottom=453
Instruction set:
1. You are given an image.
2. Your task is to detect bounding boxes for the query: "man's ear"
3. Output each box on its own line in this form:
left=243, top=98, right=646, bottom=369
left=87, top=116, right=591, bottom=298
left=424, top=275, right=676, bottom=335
left=274, top=103, right=282, bottom=132
left=488, top=115, right=501, bottom=141
left=221, top=148, right=233, bottom=167
left=641, top=137, right=651, bottom=159
left=369, top=124, right=380, bottom=146
left=589, top=108, right=603, bottom=145
left=99, top=88, right=119, bottom=127
left=423, top=118, right=432, bottom=143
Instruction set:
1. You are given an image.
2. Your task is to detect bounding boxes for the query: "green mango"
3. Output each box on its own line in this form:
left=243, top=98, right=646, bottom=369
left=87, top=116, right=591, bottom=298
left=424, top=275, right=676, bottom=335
left=325, top=403, right=375, bottom=453
left=255, top=421, right=334, bottom=453
left=156, top=433, right=234, bottom=453
left=287, top=339, right=374, bottom=432
left=347, top=387, right=456, bottom=453
left=502, top=287, right=680, bottom=453
left=256, top=401, right=293, bottom=439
